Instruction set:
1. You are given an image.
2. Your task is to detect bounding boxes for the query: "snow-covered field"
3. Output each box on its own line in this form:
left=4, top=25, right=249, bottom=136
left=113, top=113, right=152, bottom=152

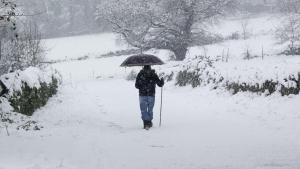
left=1, top=14, right=300, bottom=169
left=43, top=33, right=129, bottom=61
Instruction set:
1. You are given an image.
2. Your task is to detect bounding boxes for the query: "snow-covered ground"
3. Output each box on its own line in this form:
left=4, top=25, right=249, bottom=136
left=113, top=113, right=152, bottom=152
left=43, top=33, right=129, bottom=61
left=1, top=14, right=300, bottom=169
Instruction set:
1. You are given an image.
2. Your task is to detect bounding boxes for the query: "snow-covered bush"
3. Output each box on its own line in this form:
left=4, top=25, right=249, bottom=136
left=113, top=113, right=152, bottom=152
left=175, top=56, right=223, bottom=88
left=279, top=74, right=300, bottom=96
left=126, top=70, right=138, bottom=81
left=226, top=80, right=278, bottom=95
left=161, top=71, right=174, bottom=82
left=226, top=74, right=300, bottom=96
left=9, top=77, right=58, bottom=116
left=281, top=45, right=300, bottom=56
left=276, top=14, right=300, bottom=55
left=173, top=55, right=300, bottom=96
left=0, top=23, right=45, bottom=75
left=226, top=31, right=241, bottom=40
left=0, top=67, right=61, bottom=116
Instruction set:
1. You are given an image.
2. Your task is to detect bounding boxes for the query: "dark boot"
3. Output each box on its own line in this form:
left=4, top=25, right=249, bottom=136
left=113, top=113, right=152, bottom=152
left=144, top=120, right=151, bottom=130
left=149, top=120, right=153, bottom=128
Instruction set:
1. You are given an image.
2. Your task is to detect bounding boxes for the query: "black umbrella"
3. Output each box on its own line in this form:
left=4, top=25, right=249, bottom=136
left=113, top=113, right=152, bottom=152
left=120, top=54, right=164, bottom=67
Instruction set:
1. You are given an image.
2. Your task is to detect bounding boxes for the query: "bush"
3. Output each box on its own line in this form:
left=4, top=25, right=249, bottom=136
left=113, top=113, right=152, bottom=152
left=175, top=55, right=222, bottom=88
left=279, top=74, right=300, bottom=96
left=281, top=46, right=300, bottom=55
left=226, top=74, right=300, bottom=96
left=226, top=80, right=278, bottom=95
left=126, top=70, right=138, bottom=81
left=161, top=71, right=174, bottom=82
left=174, top=55, right=300, bottom=96
left=226, top=32, right=241, bottom=40
left=9, top=76, right=59, bottom=116
left=176, top=70, right=201, bottom=87
left=0, top=23, right=45, bottom=75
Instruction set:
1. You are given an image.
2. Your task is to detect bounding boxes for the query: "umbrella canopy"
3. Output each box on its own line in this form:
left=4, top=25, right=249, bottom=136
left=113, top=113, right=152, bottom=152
left=120, top=54, right=164, bottom=67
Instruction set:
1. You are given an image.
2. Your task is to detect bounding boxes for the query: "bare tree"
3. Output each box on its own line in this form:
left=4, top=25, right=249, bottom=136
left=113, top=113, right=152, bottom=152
left=0, top=22, right=44, bottom=74
left=18, top=0, right=106, bottom=38
left=276, top=0, right=300, bottom=55
left=277, top=0, right=300, bottom=14
left=98, top=0, right=235, bottom=61
left=240, top=13, right=251, bottom=40
left=0, top=0, right=17, bottom=29
left=241, top=19, right=249, bottom=40
left=276, top=14, right=300, bottom=54
left=0, top=1, right=45, bottom=75
left=0, top=0, right=17, bottom=60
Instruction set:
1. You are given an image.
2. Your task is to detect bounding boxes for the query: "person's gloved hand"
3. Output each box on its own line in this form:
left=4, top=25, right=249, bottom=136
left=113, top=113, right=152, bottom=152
left=161, top=77, right=164, bottom=86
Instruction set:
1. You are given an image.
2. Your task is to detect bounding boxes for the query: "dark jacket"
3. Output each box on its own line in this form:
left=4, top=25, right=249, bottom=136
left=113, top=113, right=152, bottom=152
left=135, top=68, right=164, bottom=96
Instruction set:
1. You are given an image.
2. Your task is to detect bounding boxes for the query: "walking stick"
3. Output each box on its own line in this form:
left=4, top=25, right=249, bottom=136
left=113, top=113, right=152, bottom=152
left=159, top=87, right=163, bottom=127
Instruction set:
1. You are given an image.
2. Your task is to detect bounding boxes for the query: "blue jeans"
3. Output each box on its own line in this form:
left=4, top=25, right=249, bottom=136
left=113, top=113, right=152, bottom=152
left=139, top=96, right=155, bottom=121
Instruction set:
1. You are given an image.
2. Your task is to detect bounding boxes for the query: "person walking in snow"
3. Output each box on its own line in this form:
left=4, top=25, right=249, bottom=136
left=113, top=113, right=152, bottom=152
left=135, top=65, right=164, bottom=130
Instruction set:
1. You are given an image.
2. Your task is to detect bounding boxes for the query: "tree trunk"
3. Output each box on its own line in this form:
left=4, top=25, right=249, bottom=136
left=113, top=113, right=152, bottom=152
left=171, top=4, right=194, bottom=61
left=173, top=45, right=188, bottom=61
left=0, top=39, right=2, bottom=60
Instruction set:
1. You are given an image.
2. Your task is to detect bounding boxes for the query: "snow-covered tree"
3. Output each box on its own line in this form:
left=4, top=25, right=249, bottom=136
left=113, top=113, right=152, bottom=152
left=276, top=14, right=300, bottom=55
left=97, top=0, right=154, bottom=51
left=0, top=0, right=17, bottom=68
left=0, top=1, right=45, bottom=75
left=276, top=0, right=300, bottom=55
left=0, top=0, right=17, bottom=31
left=277, top=0, right=300, bottom=14
left=98, top=0, right=235, bottom=61
left=18, top=0, right=105, bottom=38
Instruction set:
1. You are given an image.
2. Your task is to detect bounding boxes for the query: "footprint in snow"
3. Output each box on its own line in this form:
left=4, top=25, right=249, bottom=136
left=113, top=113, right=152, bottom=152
left=107, top=122, right=125, bottom=133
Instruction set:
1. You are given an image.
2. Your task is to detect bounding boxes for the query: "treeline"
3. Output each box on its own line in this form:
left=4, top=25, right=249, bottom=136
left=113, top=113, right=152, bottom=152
left=18, top=0, right=110, bottom=38
left=17, top=0, right=278, bottom=39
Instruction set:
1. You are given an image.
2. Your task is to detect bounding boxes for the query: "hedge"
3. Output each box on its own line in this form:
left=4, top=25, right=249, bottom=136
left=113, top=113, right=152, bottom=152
left=9, top=76, right=59, bottom=116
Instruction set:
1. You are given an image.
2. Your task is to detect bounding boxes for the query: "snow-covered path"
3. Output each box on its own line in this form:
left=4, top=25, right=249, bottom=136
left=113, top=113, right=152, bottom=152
left=1, top=73, right=299, bottom=169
